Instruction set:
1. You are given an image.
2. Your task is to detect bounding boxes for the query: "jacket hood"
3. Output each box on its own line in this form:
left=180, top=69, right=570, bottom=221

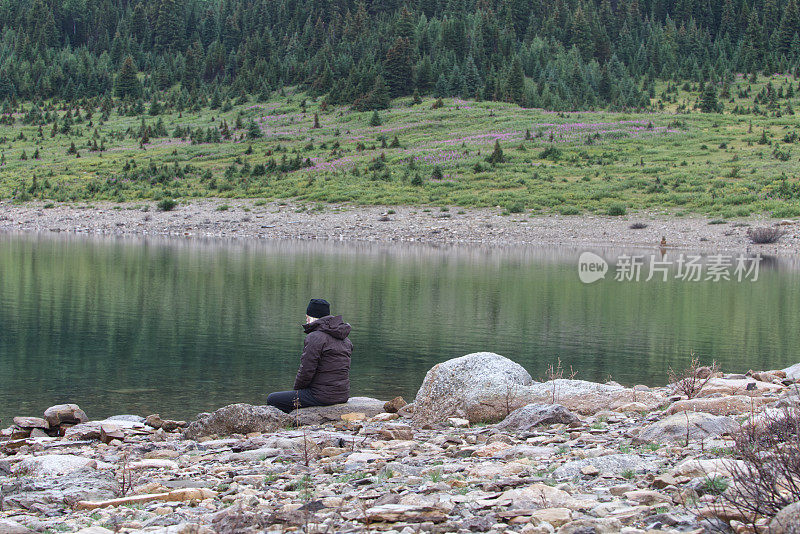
left=304, top=315, right=351, bottom=339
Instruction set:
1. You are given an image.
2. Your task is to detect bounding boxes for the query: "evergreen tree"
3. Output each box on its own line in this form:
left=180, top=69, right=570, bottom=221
left=384, top=38, right=414, bottom=97
left=700, top=82, right=720, bottom=112
left=370, top=110, right=382, bottom=126
left=505, top=57, right=525, bottom=104
left=368, top=76, right=391, bottom=110
left=114, top=57, right=142, bottom=99
left=155, top=0, right=183, bottom=51
left=487, top=139, right=505, bottom=163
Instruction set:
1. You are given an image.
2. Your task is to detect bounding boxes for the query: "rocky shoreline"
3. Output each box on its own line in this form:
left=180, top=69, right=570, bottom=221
left=0, top=200, right=798, bottom=255
left=2, top=352, right=800, bottom=534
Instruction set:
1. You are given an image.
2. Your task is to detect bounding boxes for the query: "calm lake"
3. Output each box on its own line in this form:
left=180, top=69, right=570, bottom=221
left=0, top=233, right=798, bottom=423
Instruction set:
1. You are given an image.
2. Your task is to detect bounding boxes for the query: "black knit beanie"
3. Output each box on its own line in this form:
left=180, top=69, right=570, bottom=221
left=306, top=299, right=330, bottom=318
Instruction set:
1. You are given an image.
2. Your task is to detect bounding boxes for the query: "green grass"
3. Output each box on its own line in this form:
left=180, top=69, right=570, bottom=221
left=699, top=475, right=729, bottom=495
left=2, top=77, right=800, bottom=216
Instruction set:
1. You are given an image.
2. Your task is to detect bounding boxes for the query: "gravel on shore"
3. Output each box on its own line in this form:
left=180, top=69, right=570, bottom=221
left=0, top=200, right=798, bottom=255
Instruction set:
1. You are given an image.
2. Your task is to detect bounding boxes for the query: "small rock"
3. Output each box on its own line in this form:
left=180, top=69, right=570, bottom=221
left=371, top=412, right=399, bottom=422
left=183, top=404, right=292, bottom=439
left=580, top=465, right=600, bottom=476
left=341, top=412, right=366, bottom=422
left=146, top=414, right=166, bottom=429
left=557, top=518, right=624, bottom=533
left=384, top=396, right=407, bottom=413
left=448, top=417, right=470, bottom=427
left=378, top=424, right=414, bottom=441
left=531, top=507, right=573, bottom=527
left=100, top=423, right=124, bottom=444
left=43, top=404, right=88, bottom=427
left=623, top=489, right=670, bottom=505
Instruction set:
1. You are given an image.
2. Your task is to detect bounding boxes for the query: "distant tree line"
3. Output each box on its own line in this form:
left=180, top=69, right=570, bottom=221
left=2, top=0, right=800, bottom=110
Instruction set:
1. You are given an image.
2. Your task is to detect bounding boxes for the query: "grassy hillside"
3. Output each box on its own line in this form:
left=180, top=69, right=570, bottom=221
left=1, top=75, right=800, bottom=218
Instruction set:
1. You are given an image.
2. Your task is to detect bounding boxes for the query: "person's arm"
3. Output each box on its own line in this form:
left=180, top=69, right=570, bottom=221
left=293, top=333, right=324, bottom=390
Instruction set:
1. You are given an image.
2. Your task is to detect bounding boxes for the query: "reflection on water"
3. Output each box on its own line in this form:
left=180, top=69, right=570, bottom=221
left=0, top=233, right=798, bottom=422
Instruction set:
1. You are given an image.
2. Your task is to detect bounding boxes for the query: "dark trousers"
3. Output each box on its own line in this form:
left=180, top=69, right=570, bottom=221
left=267, top=388, right=325, bottom=413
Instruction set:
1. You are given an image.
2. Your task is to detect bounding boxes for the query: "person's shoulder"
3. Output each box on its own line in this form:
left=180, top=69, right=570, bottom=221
left=306, top=329, right=330, bottom=343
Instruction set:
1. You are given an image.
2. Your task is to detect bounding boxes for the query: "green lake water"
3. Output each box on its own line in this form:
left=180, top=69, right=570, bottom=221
left=0, top=233, right=798, bottom=423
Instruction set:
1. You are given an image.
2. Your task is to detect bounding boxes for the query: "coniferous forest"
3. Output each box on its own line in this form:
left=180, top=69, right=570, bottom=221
left=3, top=0, right=799, bottom=109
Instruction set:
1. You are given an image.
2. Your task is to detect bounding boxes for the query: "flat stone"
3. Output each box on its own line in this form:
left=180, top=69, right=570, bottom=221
left=495, top=404, right=580, bottom=432
left=697, top=377, right=784, bottom=397
left=106, top=415, right=146, bottom=423
left=553, top=454, right=659, bottom=479
left=378, top=424, right=414, bottom=441
left=345, top=452, right=382, bottom=464
left=100, top=423, right=124, bottom=444
left=341, top=412, right=366, bottom=422
left=530, top=508, right=572, bottom=528
left=2, top=470, right=119, bottom=509
left=468, top=461, right=528, bottom=478
left=673, top=458, right=747, bottom=478
left=0, top=519, right=34, bottom=534
left=290, top=397, right=386, bottom=425
left=12, top=418, right=49, bottom=430
left=666, top=395, right=776, bottom=416
left=13, top=454, right=97, bottom=477
left=635, top=412, right=737, bottom=444
left=128, top=459, right=180, bottom=470
left=498, top=484, right=588, bottom=511
left=364, top=504, right=447, bottom=523
left=623, top=489, right=670, bottom=505
left=370, top=413, right=399, bottom=422
left=64, top=422, right=102, bottom=440
left=556, top=518, right=624, bottom=533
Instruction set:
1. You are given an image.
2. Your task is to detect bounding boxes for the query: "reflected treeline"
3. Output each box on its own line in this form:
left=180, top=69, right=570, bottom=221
left=0, top=233, right=798, bottom=422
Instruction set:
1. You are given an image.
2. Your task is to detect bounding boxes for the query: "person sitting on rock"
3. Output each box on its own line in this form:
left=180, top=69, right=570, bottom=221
left=266, top=299, right=353, bottom=413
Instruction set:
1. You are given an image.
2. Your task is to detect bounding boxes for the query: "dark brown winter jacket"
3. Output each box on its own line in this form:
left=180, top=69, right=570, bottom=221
left=293, top=315, right=352, bottom=404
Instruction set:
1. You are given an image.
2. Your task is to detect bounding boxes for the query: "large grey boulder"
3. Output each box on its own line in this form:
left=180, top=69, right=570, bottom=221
left=183, top=404, right=292, bottom=439
left=412, top=352, right=534, bottom=424
left=552, top=454, right=660, bottom=479
left=634, top=412, right=738, bottom=444
left=412, top=353, right=664, bottom=424
left=12, top=455, right=97, bottom=477
left=495, top=403, right=580, bottom=432
left=289, top=397, right=386, bottom=426
left=770, top=501, right=800, bottom=533
left=2, top=469, right=119, bottom=509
